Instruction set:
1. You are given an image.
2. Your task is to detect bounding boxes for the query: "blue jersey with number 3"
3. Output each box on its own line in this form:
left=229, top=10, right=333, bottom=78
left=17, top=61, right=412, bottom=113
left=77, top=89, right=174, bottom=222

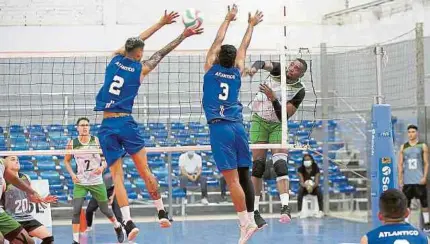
left=202, top=64, right=243, bottom=123
left=94, top=55, right=142, bottom=113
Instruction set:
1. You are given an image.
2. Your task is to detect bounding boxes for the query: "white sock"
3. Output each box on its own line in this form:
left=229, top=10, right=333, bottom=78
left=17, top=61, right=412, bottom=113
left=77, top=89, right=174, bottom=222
left=73, top=232, right=79, bottom=242
left=254, top=196, right=260, bottom=212
left=120, top=206, right=131, bottom=223
left=423, top=212, right=429, bottom=223
left=280, top=193, right=290, bottom=206
left=248, top=211, right=255, bottom=224
left=238, top=210, right=249, bottom=226
left=154, top=198, right=165, bottom=211
left=405, top=216, right=409, bottom=223
left=113, top=220, right=121, bottom=228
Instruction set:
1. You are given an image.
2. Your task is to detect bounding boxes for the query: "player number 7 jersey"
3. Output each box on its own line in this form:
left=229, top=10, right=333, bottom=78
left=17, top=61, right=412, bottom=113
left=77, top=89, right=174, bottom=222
left=72, top=136, right=103, bottom=185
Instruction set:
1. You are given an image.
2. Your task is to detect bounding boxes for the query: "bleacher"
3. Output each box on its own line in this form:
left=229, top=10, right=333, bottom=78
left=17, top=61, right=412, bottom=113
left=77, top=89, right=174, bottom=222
left=0, top=119, right=359, bottom=213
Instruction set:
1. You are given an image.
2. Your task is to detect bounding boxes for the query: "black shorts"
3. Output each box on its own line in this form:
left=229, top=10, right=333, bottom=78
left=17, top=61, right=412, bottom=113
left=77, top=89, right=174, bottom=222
left=402, top=184, right=428, bottom=208
left=18, top=219, right=43, bottom=234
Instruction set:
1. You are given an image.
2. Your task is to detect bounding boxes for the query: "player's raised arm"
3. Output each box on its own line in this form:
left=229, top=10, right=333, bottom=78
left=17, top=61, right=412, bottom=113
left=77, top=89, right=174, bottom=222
left=204, top=4, right=238, bottom=72
left=235, top=10, right=263, bottom=75
left=114, top=10, right=179, bottom=56
left=141, top=26, right=203, bottom=77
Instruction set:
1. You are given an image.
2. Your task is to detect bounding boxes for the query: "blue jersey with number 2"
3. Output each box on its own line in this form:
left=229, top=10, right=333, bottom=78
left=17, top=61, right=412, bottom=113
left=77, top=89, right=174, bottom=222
left=94, top=55, right=142, bottom=113
left=202, top=64, right=243, bottom=123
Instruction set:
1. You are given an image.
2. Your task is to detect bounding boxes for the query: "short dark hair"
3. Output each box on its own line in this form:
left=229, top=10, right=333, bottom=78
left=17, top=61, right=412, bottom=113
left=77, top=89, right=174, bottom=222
left=218, top=44, right=237, bottom=68
left=407, top=124, right=418, bottom=131
left=379, top=189, right=407, bottom=220
left=296, top=58, right=308, bottom=73
left=125, top=37, right=145, bottom=53
left=76, top=117, right=90, bottom=125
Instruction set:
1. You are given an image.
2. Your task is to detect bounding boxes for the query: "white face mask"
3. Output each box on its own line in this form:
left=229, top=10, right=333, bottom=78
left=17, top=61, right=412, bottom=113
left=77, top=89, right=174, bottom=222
left=304, top=160, right=312, bottom=167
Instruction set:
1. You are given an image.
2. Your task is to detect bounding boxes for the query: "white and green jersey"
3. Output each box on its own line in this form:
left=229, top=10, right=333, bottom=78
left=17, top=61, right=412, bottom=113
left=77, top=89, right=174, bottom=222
left=250, top=77, right=305, bottom=122
left=2, top=173, right=34, bottom=222
left=72, top=136, right=103, bottom=185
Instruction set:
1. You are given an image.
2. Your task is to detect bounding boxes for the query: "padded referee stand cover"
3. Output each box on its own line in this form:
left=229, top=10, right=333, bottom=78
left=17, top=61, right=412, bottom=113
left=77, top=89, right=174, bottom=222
left=370, top=104, right=398, bottom=228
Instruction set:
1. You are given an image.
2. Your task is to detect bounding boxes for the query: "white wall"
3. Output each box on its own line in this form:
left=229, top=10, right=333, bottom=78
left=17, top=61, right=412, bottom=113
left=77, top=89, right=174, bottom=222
left=0, top=0, right=428, bottom=53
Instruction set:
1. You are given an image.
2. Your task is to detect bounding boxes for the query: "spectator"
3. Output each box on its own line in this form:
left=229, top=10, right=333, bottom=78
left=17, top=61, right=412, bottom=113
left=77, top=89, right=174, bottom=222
left=179, top=151, right=209, bottom=205
left=297, top=154, right=323, bottom=217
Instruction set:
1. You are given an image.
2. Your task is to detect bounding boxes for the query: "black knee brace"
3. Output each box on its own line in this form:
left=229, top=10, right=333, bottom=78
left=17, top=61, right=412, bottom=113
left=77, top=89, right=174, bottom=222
left=41, top=236, right=54, bottom=244
left=273, top=154, right=289, bottom=181
left=251, top=158, right=266, bottom=178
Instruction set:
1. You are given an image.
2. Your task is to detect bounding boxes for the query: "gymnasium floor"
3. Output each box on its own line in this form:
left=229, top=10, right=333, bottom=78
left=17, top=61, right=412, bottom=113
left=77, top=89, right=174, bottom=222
left=52, top=216, right=369, bottom=244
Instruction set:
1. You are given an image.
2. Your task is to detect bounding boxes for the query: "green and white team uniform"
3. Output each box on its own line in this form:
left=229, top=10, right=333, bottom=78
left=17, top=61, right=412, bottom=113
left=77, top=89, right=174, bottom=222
left=249, top=74, right=305, bottom=144
left=72, top=136, right=108, bottom=202
left=0, top=158, right=23, bottom=238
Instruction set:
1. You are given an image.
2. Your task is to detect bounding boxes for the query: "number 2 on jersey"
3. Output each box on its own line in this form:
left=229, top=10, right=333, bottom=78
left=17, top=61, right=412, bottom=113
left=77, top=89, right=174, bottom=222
left=109, top=75, right=124, bottom=96
left=15, top=198, right=29, bottom=214
left=219, top=82, right=229, bottom=101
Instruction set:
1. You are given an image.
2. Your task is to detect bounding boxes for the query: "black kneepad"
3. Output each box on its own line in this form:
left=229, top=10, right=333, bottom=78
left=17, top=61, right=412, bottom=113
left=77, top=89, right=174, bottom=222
left=41, top=236, right=54, bottom=244
left=252, top=159, right=266, bottom=178
left=273, top=159, right=288, bottom=177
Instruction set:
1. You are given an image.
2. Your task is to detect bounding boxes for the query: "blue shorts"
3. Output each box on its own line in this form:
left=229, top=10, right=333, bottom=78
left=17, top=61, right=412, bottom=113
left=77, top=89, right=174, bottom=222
left=98, top=115, right=145, bottom=167
left=209, top=120, right=252, bottom=172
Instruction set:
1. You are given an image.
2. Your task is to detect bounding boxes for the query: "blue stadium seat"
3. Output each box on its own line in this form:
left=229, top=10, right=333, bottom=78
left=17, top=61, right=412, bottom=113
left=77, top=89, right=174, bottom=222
left=124, top=180, right=134, bottom=193
left=27, top=125, right=44, bottom=133
left=18, top=155, right=32, bottom=161
left=128, top=192, right=138, bottom=200
left=196, top=138, right=210, bottom=145
left=49, top=184, right=63, bottom=192
left=123, top=157, right=134, bottom=169
left=56, top=193, right=68, bottom=203
left=128, top=169, right=140, bottom=178
left=46, top=124, right=64, bottom=132
left=148, top=159, right=165, bottom=168
left=174, top=132, right=190, bottom=139
left=21, top=171, right=38, bottom=180
left=33, top=155, right=53, bottom=162
left=207, top=178, right=219, bottom=187
left=148, top=123, right=166, bottom=130
left=90, top=124, right=101, bottom=132
left=134, top=179, right=146, bottom=190
left=51, top=138, right=69, bottom=149
left=49, top=131, right=67, bottom=140
left=152, top=131, right=168, bottom=139
left=171, top=123, right=185, bottom=130
left=147, top=152, right=163, bottom=160
left=141, top=191, right=150, bottom=199
left=10, top=137, right=27, bottom=144
left=339, top=185, right=356, bottom=193
left=37, top=161, right=57, bottom=171
left=11, top=143, right=29, bottom=151
left=194, top=132, right=209, bottom=139
left=145, top=141, right=156, bottom=147
left=159, top=178, right=178, bottom=187
left=40, top=171, right=61, bottom=184
left=20, top=160, right=34, bottom=171
left=201, top=168, right=213, bottom=177
left=177, top=138, right=194, bottom=146
left=9, top=125, right=24, bottom=134
left=296, top=130, right=310, bottom=137
left=188, top=122, right=204, bottom=130
left=287, top=121, right=300, bottom=129
left=153, top=169, right=168, bottom=179
left=0, top=126, right=3, bottom=134
left=66, top=124, right=76, bottom=132
left=158, top=140, right=174, bottom=147
left=30, top=141, right=51, bottom=150
left=171, top=188, right=186, bottom=198
left=59, top=161, right=77, bottom=172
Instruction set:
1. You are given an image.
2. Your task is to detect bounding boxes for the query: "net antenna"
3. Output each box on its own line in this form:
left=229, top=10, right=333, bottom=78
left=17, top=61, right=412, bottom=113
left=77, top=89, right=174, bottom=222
left=280, top=4, right=288, bottom=149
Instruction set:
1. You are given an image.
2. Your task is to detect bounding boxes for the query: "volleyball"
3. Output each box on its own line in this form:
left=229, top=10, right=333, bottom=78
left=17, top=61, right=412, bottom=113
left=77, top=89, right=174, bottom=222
left=182, top=8, right=203, bottom=29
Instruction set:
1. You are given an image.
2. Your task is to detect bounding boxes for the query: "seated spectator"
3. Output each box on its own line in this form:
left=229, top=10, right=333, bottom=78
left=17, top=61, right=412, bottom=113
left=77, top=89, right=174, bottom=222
left=179, top=151, right=209, bottom=205
left=297, top=154, right=323, bottom=217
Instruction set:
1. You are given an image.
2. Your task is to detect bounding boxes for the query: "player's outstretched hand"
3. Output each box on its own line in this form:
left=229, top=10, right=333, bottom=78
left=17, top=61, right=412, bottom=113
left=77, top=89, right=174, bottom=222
left=159, top=10, right=179, bottom=25
left=248, top=10, right=264, bottom=26
left=29, top=192, right=46, bottom=203
left=225, top=4, right=238, bottom=21
left=183, top=27, right=204, bottom=37
left=243, top=67, right=258, bottom=77
left=44, top=195, right=58, bottom=203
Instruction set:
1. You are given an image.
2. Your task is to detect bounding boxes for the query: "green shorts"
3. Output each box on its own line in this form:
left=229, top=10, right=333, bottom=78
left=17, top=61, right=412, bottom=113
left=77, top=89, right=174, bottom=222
left=250, top=114, right=282, bottom=144
left=0, top=211, right=22, bottom=239
left=73, top=183, right=108, bottom=202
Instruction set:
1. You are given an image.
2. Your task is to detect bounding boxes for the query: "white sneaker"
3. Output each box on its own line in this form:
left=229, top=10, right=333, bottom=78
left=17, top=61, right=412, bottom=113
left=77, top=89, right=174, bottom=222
left=238, top=222, right=258, bottom=244
left=85, top=227, right=92, bottom=232
left=315, top=211, right=324, bottom=218
left=201, top=198, right=209, bottom=205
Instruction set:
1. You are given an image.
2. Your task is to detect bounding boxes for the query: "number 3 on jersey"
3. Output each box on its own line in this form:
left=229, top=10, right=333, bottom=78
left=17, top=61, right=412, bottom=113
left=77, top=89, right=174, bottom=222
left=109, top=75, right=124, bottom=95
left=219, top=82, right=229, bottom=101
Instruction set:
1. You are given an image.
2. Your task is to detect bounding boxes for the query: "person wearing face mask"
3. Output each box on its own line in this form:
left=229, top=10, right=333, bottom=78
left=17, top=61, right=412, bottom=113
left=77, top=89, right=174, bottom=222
left=179, top=151, right=209, bottom=205
left=297, top=154, right=323, bottom=218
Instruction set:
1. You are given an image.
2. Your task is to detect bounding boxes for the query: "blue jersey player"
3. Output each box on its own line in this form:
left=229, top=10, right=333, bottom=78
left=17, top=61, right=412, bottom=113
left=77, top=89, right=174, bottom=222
left=202, top=5, right=263, bottom=244
left=94, top=10, right=203, bottom=242
left=360, top=189, right=429, bottom=244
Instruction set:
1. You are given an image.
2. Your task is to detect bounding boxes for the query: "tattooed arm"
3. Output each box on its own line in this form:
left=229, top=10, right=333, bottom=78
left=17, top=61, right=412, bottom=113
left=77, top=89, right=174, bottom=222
left=141, top=27, right=203, bottom=77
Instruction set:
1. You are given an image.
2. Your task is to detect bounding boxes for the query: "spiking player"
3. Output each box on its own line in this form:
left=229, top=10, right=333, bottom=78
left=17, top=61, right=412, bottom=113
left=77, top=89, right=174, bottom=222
left=245, top=58, right=307, bottom=226
left=2, top=156, right=56, bottom=244
left=202, top=4, right=263, bottom=244
left=64, top=117, right=124, bottom=244
left=0, top=157, right=48, bottom=244
left=94, top=10, right=203, bottom=241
